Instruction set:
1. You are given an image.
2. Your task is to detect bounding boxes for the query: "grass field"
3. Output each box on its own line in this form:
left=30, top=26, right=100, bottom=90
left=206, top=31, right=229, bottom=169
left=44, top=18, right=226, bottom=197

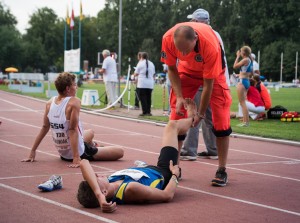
left=1, top=82, right=299, bottom=141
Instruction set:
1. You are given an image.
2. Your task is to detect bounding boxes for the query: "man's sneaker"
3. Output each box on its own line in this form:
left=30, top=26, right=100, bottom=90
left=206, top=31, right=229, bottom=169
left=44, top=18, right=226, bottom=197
left=38, top=175, right=63, bottom=192
left=134, top=160, right=148, bottom=167
left=236, top=122, right=249, bottom=127
left=197, top=151, right=218, bottom=160
left=180, top=155, right=197, bottom=161
left=211, top=168, right=228, bottom=187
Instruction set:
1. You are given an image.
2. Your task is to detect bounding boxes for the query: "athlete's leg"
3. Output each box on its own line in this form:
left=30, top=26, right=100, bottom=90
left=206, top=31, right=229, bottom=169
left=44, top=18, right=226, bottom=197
left=92, top=146, right=124, bottom=161
left=83, top=129, right=95, bottom=145
left=237, top=83, right=249, bottom=123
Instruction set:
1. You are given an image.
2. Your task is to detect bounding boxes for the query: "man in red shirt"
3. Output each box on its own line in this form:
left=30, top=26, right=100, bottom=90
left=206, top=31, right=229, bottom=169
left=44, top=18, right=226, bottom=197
left=161, top=22, right=232, bottom=186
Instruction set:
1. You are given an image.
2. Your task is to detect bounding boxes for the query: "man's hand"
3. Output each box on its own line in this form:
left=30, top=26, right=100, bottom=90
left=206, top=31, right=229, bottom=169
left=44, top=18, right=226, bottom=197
left=68, top=156, right=81, bottom=168
left=100, top=200, right=117, bottom=213
left=21, top=150, right=36, bottom=162
left=169, top=160, right=180, bottom=178
left=175, top=97, right=186, bottom=116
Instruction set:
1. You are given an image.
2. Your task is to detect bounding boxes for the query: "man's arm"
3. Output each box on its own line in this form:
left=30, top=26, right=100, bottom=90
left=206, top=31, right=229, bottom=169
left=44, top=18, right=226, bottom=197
left=22, top=102, right=51, bottom=162
left=193, top=78, right=214, bottom=126
left=68, top=98, right=81, bottom=168
left=124, top=161, right=179, bottom=203
left=80, top=159, right=117, bottom=213
left=168, top=65, right=185, bottom=116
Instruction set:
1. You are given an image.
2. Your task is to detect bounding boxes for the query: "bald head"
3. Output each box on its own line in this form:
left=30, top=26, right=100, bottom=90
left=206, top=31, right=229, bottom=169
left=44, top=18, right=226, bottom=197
left=173, top=26, right=197, bottom=55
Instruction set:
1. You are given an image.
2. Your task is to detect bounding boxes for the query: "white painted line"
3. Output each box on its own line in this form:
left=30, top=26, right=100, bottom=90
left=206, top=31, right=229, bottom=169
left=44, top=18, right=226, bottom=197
left=1, top=138, right=299, bottom=217
left=0, top=139, right=114, bottom=172
left=178, top=185, right=300, bottom=217
left=0, top=109, right=44, bottom=112
left=0, top=183, right=119, bottom=223
left=195, top=160, right=300, bottom=182
left=0, top=98, right=37, bottom=112
left=227, top=160, right=300, bottom=166
left=0, top=170, right=115, bottom=180
left=1, top=90, right=300, bottom=146
left=0, top=116, right=40, bottom=129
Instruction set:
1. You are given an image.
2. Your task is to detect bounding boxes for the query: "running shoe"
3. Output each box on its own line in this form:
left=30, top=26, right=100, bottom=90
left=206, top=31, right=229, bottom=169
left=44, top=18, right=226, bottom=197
left=38, top=175, right=63, bottom=192
left=180, top=151, right=197, bottom=161
left=197, top=151, right=218, bottom=160
left=211, top=168, right=228, bottom=187
left=236, top=122, right=249, bottom=127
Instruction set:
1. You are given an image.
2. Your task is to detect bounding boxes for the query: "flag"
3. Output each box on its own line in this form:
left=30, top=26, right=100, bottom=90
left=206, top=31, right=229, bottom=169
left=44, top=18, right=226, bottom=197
left=70, top=7, right=75, bottom=30
left=66, top=6, right=70, bottom=25
left=80, top=0, right=84, bottom=21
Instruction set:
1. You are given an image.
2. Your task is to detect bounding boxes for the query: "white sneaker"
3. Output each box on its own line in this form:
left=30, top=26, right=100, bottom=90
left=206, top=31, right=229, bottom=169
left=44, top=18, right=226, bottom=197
left=38, top=175, right=63, bottom=192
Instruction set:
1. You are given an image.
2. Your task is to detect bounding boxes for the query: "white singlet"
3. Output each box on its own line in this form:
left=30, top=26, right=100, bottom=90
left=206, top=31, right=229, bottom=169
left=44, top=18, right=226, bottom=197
left=47, top=97, right=85, bottom=159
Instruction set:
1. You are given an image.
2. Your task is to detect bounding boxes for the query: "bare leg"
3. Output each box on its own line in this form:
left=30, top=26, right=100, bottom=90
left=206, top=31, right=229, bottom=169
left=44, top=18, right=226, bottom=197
left=216, top=136, right=229, bottom=168
left=92, top=146, right=124, bottom=161
left=84, top=129, right=95, bottom=145
left=237, top=84, right=249, bottom=123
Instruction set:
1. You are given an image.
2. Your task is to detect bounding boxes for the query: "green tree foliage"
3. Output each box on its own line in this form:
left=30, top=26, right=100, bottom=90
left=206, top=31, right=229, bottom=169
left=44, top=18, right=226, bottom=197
left=1, top=0, right=299, bottom=81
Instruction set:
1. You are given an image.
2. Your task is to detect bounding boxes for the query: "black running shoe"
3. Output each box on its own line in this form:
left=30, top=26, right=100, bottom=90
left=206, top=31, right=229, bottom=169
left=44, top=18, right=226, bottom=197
left=211, top=167, right=228, bottom=187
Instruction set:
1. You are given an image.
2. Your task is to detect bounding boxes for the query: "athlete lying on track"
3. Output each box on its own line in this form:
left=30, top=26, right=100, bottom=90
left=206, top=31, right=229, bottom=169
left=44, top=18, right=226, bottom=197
left=77, top=99, right=197, bottom=213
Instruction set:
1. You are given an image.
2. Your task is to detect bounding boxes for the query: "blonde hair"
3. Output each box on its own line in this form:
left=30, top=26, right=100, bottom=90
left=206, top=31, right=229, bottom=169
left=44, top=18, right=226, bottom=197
left=241, top=46, right=252, bottom=57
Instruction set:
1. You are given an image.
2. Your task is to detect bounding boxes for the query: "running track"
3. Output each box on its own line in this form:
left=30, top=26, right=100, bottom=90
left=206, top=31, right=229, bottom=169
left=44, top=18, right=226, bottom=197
left=0, top=90, right=299, bottom=223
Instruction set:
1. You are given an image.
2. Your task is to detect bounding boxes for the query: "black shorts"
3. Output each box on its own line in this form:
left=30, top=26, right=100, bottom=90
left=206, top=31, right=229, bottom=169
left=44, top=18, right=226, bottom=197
left=60, top=142, right=98, bottom=162
left=148, top=146, right=178, bottom=189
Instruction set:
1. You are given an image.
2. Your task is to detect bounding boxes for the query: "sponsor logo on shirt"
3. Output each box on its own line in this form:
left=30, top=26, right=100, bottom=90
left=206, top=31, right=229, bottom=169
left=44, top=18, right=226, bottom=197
left=194, top=54, right=203, bottom=62
left=161, top=51, right=167, bottom=59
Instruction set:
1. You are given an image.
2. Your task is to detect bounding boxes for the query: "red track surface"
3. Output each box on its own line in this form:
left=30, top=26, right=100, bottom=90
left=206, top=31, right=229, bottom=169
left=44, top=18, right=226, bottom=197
left=0, top=90, right=299, bottom=223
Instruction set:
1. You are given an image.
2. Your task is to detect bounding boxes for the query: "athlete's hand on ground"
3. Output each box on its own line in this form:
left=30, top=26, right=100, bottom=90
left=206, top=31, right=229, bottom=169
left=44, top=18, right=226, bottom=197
left=175, top=97, right=186, bottom=116
left=21, top=150, right=36, bottom=162
left=68, top=157, right=81, bottom=168
left=169, top=160, right=180, bottom=178
left=100, top=200, right=117, bottom=213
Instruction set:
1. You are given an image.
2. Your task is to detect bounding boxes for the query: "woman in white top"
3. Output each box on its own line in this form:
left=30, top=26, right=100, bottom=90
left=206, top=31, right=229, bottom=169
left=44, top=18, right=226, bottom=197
left=134, top=52, right=155, bottom=116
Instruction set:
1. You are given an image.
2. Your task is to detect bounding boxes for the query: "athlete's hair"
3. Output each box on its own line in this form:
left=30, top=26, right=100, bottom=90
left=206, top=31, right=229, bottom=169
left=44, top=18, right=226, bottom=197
left=141, top=52, right=149, bottom=78
left=174, top=26, right=196, bottom=41
left=241, top=46, right=252, bottom=58
left=77, top=181, right=100, bottom=208
left=55, top=72, right=76, bottom=95
left=249, top=78, right=255, bottom=86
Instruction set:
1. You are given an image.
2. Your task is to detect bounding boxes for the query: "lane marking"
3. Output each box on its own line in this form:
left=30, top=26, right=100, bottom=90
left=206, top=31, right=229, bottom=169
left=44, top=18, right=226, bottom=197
left=178, top=185, right=300, bottom=217
left=0, top=109, right=44, bottom=112
left=0, top=183, right=119, bottom=223
left=0, top=98, right=38, bottom=112
left=227, top=160, right=300, bottom=166
left=0, top=170, right=115, bottom=180
left=1, top=139, right=300, bottom=217
left=0, top=139, right=114, bottom=172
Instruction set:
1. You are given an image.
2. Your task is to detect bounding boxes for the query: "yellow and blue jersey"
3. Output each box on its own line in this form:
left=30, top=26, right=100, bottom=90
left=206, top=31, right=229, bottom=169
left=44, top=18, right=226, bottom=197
left=108, top=167, right=164, bottom=204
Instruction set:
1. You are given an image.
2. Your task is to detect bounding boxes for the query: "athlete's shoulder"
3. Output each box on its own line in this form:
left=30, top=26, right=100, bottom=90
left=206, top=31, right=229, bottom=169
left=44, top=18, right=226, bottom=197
left=68, top=97, right=81, bottom=107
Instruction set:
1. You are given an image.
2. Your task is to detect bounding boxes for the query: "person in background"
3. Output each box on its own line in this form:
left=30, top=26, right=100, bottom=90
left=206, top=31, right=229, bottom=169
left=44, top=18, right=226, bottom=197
left=233, top=46, right=253, bottom=127
left=163, top=63, right=171, bottom=114
left=251, top=53, right=260, bottom=75
left=180, top=8, right=230, bottom=161
left=253, top=74, right=272, bottom=110
left=99, top=50, right=118, bottom=108
left=134, top=52, right=142, bottom=110
left=134, top=52, right=155, bottom=116
left=237, top=79, right=265, bottom=120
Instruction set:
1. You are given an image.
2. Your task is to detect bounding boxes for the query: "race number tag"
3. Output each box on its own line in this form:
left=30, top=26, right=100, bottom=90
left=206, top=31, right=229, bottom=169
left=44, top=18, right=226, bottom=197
left=110, top=169, right=150, bottom=181
left=52, top=131, right=69, bottom=148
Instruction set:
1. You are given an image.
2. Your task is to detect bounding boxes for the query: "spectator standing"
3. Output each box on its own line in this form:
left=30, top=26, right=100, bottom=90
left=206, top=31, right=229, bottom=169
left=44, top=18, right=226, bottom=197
left=251, top=53, right=260, bottom=75
left=134, top=52, right=155, bottom=116
left=134, top=52, right=143, bottom=110
left=99, top=50, right=118, bottom=107
left=233, top=46, right=253, bottom=127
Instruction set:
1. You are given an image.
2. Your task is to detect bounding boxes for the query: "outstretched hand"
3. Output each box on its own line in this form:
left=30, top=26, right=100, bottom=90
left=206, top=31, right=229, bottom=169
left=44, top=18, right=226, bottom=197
left=21, top=150, right=36, bottom=162
left=100, top=200, right=117, bottom=213
left=68, top=157, right=81, bottom=168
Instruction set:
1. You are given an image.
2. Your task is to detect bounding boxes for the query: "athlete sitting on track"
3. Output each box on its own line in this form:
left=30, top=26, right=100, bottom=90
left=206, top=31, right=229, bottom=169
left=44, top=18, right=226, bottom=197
left=77, top=99, right=197, bottom=213
left=22, top=72, right=124, bottom=168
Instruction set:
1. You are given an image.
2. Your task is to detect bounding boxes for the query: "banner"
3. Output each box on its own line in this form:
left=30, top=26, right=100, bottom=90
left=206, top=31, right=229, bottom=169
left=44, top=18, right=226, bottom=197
left=64, top=48, right=80, bottom=72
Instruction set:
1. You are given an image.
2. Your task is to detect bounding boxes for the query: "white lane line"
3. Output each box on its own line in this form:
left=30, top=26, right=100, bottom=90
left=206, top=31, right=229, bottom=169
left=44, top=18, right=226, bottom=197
left=1, top=138, right=300, bottom=217
left=0, top=109, right=44, bottom=112
left=2, top=108, right=300, bottom=180
left=227, top=160, right=300, bottom=166
left=0, top=98, right=38, bottom=112
left=0, top=116, right=40, bottom=129
left=0, top=183, right=119, bottom=223
left=0, top=171, right=115, bottom=180
left=0, top=139, right=114, bottom=172
left=194, top=160, right=300, bottom=182
left=178, top=185, right=300, bottom=217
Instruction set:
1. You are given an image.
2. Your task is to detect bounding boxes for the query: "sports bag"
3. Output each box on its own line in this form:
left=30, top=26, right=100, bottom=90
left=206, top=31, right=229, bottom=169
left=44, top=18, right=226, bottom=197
left=267, top=105, right=287, bottom=119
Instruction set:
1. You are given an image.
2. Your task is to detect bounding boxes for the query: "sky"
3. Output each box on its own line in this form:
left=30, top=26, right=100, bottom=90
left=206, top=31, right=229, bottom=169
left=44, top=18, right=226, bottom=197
left=2, top=0, right=106, bottom=34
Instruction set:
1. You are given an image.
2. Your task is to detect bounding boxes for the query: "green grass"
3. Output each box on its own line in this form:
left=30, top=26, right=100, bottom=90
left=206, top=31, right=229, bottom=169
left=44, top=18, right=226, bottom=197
left=1, top=82, right=300, bottom=141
